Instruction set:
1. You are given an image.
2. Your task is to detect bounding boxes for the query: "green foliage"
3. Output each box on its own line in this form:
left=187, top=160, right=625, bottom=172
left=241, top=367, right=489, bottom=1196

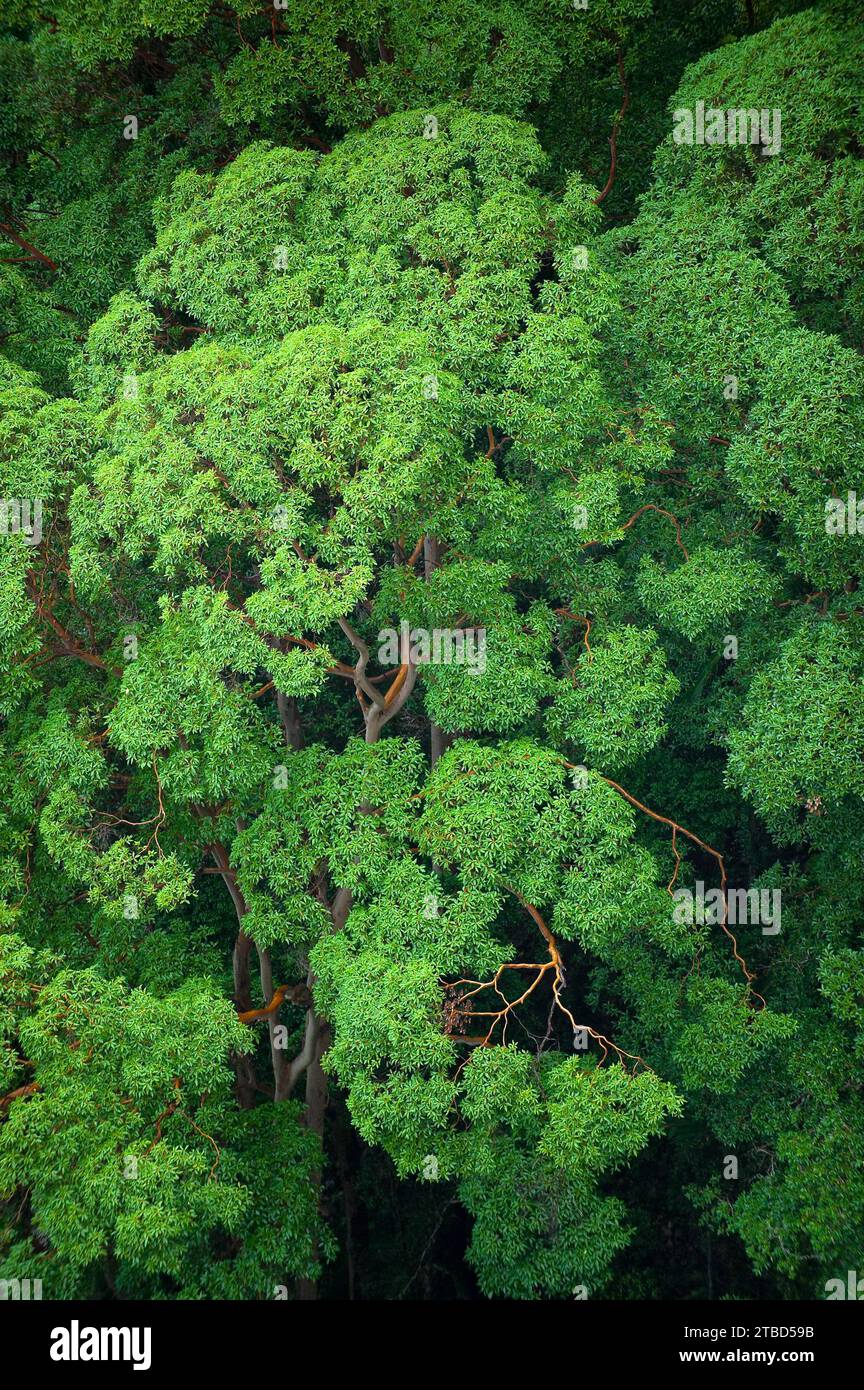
left=726, top=614, right=864, bottom=820
left=1, top=0, right=862, bottom=1304
left=546, top=624, right=679, bottom=770
left=0, top=942, right=321, bottom=1295
left=637, top=547, right=777, bottom=641
left=457, top=1051, right=681, bottom=1298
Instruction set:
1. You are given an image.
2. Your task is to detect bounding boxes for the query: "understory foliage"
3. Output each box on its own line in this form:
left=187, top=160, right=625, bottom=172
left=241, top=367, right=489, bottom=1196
left=0, top=0, right=862, bottom=1300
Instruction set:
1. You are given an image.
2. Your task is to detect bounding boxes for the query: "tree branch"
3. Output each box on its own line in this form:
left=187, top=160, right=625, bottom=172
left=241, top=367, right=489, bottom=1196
left=594, top=46, right=630, bottom=207
left=0, top=221, right=57, bottom=270
left=338, top=615, right=386, bottom=709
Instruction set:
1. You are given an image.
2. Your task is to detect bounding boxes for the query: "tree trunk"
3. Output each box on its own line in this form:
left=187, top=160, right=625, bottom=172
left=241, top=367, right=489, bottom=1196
left=297, top=1019, right=331, bottom=1299
left=424, top=536, right=450, bottom=769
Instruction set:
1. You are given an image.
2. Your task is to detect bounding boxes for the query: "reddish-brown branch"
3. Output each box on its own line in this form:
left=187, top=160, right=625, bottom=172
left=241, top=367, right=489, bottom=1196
left=0, top=1081, right=40, bottom=1107
left=415, top=749, right=760, bottom=1004
left=0, top=222, right=57, bottom=270
left=576, top=503, right=689, bottom=561
left=554, top=609, right=593, bottom=661
left=405, top=535, right=425, bottom=568
left=384, top=661, right=409, bottom=706
left=144, top=1078, right=181, bottom=1153
left=445, top=888, right=648, bottom=1072
left=594, top=47, right=630, bottom=206
left=237, top=982, right=311, bottom=1024
left=618, top=504, right=689, bottom=561
left=26, top=575, right=122, bottom=675
left=598, top=772, right=761, bottom=1002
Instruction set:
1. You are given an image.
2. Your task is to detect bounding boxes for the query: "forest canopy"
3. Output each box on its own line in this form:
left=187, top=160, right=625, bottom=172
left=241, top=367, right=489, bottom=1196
left=0, top=0, right=862, bottom=1302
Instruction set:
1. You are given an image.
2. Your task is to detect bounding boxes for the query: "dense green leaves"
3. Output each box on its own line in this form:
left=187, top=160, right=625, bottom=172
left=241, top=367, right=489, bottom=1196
left=1, top=0, right=862, bottom=1303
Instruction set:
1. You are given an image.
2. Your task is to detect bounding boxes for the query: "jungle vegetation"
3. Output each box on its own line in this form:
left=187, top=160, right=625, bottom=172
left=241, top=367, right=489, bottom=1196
left=0, top=0, right=862, bottom=1300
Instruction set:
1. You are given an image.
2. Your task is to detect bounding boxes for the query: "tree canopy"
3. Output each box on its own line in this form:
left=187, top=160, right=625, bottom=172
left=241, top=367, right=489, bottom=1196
left=1, top=0, right=862, bottom=1302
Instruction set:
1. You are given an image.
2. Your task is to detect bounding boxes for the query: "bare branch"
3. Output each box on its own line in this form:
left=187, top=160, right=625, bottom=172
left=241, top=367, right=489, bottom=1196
left=338, top=616, right=385, bottom=709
